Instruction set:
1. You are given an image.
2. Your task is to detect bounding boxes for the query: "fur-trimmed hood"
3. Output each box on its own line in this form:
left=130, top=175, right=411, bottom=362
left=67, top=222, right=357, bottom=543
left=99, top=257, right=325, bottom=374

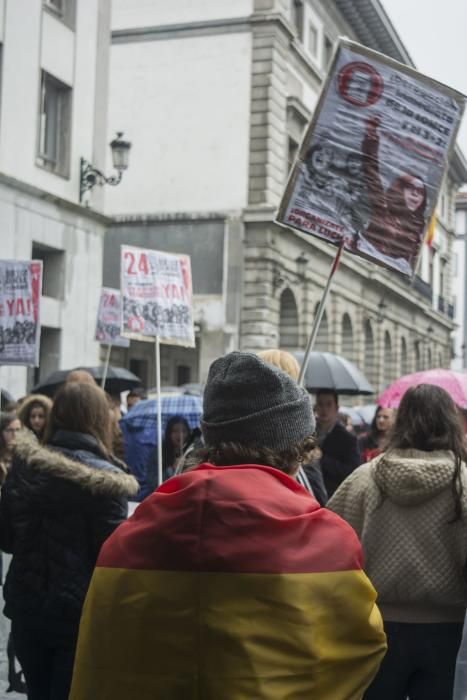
left=17, top=394, right=53, bottom=425
left=14, top=429, right=138, bottom=499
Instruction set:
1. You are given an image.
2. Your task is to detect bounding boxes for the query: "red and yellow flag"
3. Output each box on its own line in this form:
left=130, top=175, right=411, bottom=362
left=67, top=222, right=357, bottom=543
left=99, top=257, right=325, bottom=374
left=70, top=464, right=386, bottom=699
left=425, top=213, right=436, bottom=247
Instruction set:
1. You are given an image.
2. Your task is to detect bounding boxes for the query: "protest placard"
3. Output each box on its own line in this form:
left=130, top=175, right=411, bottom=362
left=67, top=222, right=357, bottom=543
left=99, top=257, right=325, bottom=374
left=0, top=260, right=43, bottom=366
left=278, top=39, right=465, bottom=277
left=95, top=288, right=130, bottom=348
left=121, top=245, right=195, bottom=347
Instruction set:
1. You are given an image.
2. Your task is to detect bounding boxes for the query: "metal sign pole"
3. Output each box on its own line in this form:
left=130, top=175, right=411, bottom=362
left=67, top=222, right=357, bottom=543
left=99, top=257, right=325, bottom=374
left=101, top=345, right=112, bottom=390
left=155, top=336, right=163, bottom=487
left=298, top=240, right=345, bottom=387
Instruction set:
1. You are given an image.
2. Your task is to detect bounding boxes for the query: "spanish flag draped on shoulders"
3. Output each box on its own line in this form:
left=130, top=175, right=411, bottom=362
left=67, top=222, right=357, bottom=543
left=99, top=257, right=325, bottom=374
left=70, top=352, right=386, bottom=700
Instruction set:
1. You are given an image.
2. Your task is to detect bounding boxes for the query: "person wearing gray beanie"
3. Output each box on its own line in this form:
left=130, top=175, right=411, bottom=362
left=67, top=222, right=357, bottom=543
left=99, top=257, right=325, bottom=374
left=68, top=350, right=386, bottom=699
left=201, top=352, right=315, bottom=457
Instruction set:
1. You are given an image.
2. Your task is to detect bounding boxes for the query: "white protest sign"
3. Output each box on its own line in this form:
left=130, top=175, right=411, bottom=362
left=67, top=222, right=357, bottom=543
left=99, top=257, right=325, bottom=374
left=121, top=245, right=195, bottom=347
left=0, top=260, right=43, bottom=366
left=95, top=288, right=130, bottom=348
left=278, top=39, right=465, bottom=277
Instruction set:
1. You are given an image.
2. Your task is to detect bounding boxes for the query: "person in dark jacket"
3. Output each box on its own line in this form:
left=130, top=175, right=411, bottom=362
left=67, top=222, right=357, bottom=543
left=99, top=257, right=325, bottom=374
left=315, top=389, right=360, bottom=497
left=0, top=381, right=138, bottom=700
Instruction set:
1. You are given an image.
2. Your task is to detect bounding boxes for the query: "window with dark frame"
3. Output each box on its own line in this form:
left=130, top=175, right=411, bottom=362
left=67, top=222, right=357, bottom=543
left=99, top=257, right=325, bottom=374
left=323, top=36, right=334, bottom=68
left=292, top=0, right=304, bottom=42
left=308, top=22, right=318, bottom=57
left=37, top=71, right=72, bottom=177
left=31, top=242, right=66, bottom=300
left=43, top=0, right=76, bottom=28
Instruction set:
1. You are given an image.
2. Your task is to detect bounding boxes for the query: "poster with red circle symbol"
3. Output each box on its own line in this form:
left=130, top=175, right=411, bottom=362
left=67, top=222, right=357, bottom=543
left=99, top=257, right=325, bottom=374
left=277, top=38, right=465, bottom=276
left=120, top=245, right=195, bottom=347
left=0, top=260, right=43, bottom=365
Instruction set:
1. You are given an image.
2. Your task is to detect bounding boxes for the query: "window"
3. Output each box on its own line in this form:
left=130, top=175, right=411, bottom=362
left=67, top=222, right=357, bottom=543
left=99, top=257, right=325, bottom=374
left=440, top=260, right=447, bottom=298
left=429, top=249, right=435, bottom=288
left=292, top=0, right=304, bottom=42
left=308, top=22, right=318, bottom=58
left=323, top=36, right=334, bottom=68
left=287, top=137, right=299, bottom=175
left=177, top=365, right=191, bottom=386
left=43, top=0, right=76, bottom=28
left=31, top=242, right=65, bottom=299
left=37, top=71, right=72, bottom=177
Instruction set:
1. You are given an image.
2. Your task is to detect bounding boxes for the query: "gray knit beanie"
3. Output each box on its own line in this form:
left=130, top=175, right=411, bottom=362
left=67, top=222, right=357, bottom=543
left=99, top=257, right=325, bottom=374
left=201, top=352, right=315, bottom=452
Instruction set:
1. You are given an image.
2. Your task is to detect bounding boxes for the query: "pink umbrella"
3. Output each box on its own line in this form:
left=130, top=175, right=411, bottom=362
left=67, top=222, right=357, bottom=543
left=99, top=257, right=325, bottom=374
left=378, top=369, right=467, bottom=409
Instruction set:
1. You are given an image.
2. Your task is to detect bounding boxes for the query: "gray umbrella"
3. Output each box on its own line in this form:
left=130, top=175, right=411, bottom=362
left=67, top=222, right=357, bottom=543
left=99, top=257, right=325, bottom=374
left=293, top=351, right=373, bottom=396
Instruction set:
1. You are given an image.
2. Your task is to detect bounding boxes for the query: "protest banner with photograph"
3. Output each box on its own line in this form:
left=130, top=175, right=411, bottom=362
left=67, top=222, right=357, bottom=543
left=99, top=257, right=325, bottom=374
left=0, top=260, right=43, bottom=366
left=277, top=38, right=465, bottom=277
left=95, top=288, right=130, bottom=348
left=121, top=245, right=195, bottom=347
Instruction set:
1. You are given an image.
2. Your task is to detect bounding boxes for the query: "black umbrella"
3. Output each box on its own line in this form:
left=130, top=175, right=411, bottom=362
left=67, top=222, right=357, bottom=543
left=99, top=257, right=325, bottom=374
left=31, top=366, right=141, bottom=397
left=293, top=351, right=373, bottom=396
left=0, top=389, right=14, bottom=410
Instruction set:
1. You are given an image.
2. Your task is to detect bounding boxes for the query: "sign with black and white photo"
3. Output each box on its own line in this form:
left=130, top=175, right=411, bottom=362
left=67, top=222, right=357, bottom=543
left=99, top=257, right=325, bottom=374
left=121, top=245, right=195, bottom=347
left=0, top=260, right=43, bottom=366
left=277, top=39, right=465, bottom=276
left=95, top=288, right=130, bottom=348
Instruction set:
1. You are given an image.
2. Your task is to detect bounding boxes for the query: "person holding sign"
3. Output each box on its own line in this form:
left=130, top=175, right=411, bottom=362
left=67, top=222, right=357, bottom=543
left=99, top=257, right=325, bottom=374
left=357, top=115, right=427, bottom=271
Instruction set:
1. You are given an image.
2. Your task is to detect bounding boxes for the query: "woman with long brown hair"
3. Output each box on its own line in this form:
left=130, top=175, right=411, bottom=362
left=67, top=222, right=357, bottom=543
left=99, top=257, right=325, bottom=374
left=17, top=394, right=52, bottom=442
left=0, top=382, right=138, bottom=700
left=0, top=413, right=21, bottom=480
left=329, top=384, right=467, bottom=699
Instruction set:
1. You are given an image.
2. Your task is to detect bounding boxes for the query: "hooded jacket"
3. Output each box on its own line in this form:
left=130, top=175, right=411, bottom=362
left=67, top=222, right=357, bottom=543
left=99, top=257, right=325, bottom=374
left=328, top=449, right=467, bottom=623
left=17, top=393, right=53, bottom=434
left=0, top=430, right=138, bottom=640
left=70, top=463, right=386, bottom=699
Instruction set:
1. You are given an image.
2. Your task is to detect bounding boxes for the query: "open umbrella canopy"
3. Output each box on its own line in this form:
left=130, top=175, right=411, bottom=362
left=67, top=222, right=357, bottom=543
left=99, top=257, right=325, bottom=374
left=378, top=369, right=467, bottom=409
left=121, top=395, right=203, bottom=436
left=31, top=366, right=141, bottom=397
left=0, top=389, right=14, bottom=409
left=293, top=351, right=373, bottom=396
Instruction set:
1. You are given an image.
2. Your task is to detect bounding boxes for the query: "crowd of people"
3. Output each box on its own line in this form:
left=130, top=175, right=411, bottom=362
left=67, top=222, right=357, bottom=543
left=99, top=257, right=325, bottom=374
left=0, top=351, right=466, bottom=698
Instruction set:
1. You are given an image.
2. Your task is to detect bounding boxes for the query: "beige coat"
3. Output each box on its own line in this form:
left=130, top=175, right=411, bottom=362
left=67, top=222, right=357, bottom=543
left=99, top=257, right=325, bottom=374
left=328, top=449, right=467, bottom=623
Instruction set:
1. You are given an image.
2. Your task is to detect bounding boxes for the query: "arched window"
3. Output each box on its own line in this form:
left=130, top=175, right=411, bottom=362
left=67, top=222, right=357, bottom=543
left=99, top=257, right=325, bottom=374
left=315, top=310, right=329, bottom=352
left=279, top=289, right=299, bottom=349
left=415, top=341, right=422, bottom=372
left=341, top=314, right=354, bottom=362
left=382, top=331, right=392, bottom=387
left=400, top=337, right=408, bottom=376
left=364, top=319, right=376, bottom=389
left=427, top=347, right=432, bottom=369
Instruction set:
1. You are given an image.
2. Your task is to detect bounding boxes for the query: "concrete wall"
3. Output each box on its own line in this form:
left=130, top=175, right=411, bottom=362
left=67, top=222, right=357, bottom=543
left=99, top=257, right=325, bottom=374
left=112, top=0, right=254, bottom=30
left=0, top=181, right=105, bottom=398
left=0, top=0, right=110, bottom=208
left=106, top=31, right=252, bottom=215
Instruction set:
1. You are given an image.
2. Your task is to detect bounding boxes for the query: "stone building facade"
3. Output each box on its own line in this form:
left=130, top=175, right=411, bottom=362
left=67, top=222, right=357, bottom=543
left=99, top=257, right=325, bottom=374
left=107, top=0, right=467, bottom=394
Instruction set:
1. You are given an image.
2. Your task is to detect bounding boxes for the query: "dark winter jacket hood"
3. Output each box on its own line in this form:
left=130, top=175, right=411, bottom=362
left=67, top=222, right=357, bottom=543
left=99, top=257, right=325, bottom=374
left=14, top=429, right=138, bottom=499
left=373, top=448, right=456, bottom=506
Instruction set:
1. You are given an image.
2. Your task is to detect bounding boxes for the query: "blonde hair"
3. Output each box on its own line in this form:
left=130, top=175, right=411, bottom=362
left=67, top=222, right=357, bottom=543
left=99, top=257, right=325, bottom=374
left=66, top=370, right=96, bottom=386
left=257, top=350, right=300, bottom=381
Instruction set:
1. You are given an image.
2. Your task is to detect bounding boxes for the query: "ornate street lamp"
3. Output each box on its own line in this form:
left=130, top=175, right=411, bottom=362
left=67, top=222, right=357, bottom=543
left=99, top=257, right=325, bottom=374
left=79, top=132, right=132, bottom=202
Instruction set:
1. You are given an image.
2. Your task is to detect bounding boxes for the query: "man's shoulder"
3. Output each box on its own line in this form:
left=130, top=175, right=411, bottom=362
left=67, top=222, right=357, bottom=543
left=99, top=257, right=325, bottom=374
left=328, top=421, right=358, bottom=444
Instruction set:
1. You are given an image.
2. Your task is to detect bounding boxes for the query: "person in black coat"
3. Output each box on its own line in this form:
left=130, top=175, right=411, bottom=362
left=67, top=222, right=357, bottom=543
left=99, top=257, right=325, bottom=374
left=314, top=389, right=360, bottom=497
left=0, top=382, right=138, bottom=700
